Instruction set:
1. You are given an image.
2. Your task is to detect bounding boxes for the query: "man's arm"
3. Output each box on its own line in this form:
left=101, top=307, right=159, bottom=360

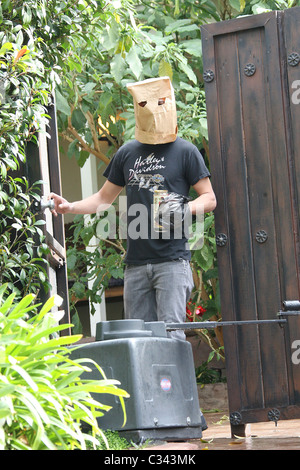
left=49, top=180, right=123, bottom=217
left=189, top=177, right=217, bottom=214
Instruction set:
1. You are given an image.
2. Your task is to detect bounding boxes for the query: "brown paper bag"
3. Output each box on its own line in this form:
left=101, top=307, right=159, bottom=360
left=127, top=77, right=178, bottom=145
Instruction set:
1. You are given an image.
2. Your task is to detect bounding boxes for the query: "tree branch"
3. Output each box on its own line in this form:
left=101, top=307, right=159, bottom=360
left=66, top=116, right=110, bottom=165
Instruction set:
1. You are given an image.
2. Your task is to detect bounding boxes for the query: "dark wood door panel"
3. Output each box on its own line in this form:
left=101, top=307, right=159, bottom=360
left=280, top=8, right=300, bottom=402
left=201, top=7, right=300, bottom=423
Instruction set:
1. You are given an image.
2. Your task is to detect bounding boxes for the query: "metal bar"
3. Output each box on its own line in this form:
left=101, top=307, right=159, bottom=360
left=166, top=319, right=287, bottom=331
left=278, top=310, right=300, bottom=317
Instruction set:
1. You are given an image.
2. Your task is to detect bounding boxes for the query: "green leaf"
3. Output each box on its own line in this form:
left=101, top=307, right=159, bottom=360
left=28, top=334, right=83, bottom=354
left=195, top=244, right=214, bottom=271
left=181, top=39, right=202, bottom=57
left=11, top=222, right=22, bottom=231
left=55, top=370, right=85, bottom=390
left=126, top=47, right=143, bottom=80
left=11, top=364, right=38, bottom=391
left=199, top=117, right=208, bottom=139
left=158, top=60, right=173, bottom=80
left=67, top=253, right=77, bottom=270
left=0, top=384, right=15, bottom=398
left=72, top=281, right=86, bottom=299
left=0, top=284, right=9, bottom=304
left=29, top=323, right=73, bottom=344
left=15, top=386, right=49, bottom=426
left=83, top=82, right=96, bottom=94
left=0, top=42, right=13, bottom=56
left=22, top=5, right=32, bottom=25
left=110, top=54, right=126, bottom=84
left=68, top=56, right=82, bottom=73
left=0, top=293, right=17, bottom=314
left=101, top=17, right=120, bottom=52
left=8, top=294, right=35, bottom=318
left=0, top=406, right=11, bottom=419
left=71, top=109, right=86, bottom=131
left=165, top=19, right=193, bottom=33
left=229, top=0, right=244, bottom=11
left=55, top=89, right=71, bottom=116
left=35, top=295, right=63, bottom=321
left=99, top=91, right=113, bottom=111
left=177, top=60, right=197, bottom=84
left=67, top=139, right=79, bottom=159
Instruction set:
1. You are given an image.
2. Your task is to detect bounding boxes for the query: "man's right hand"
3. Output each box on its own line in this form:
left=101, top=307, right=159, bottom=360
left=48, top=192, right=73, bottom=216
left=48, top=181, right=123, bottom=217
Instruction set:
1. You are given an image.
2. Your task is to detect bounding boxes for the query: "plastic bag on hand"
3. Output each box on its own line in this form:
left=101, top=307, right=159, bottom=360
left=157, top=192, right=191, bottom=231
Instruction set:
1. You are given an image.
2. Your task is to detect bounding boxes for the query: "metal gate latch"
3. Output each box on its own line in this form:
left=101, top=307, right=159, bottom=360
left=278, top=300, right=300, bottom=320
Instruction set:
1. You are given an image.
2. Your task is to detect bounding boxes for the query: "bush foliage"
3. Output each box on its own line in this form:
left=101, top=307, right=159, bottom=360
left=0, top=284, right=129, bottom=450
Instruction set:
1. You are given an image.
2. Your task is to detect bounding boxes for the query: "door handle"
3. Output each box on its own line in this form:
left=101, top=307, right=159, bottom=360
left=33, top=198, right=54, bottom=213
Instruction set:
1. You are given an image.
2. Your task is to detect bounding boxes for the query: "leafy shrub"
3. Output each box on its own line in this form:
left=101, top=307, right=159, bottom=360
left=0, top=17, right=52, bottom=301
left=0, top=175, right=50, bottom=299
left=66, top=213, right=125, bottom=318
left=0, top=284, right=129, bottom=450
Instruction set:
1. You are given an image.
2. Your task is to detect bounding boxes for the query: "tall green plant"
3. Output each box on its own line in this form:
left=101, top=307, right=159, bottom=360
left=0, top=284, right=129, bottom=450
left=0, top=1, right=117, bottom=300
left=0, top=175, right=50, bottom=298
left=189, top=212, right=224, bottom=361
left=66, top=213, right=125, bottom=318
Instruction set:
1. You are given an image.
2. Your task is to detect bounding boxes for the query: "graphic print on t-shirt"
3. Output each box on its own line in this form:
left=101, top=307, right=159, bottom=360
left=127, top=152, right=169, bottom=232
left=103, top=137, right=211, bottom=263
left=128, top=152, right=166, bottom=192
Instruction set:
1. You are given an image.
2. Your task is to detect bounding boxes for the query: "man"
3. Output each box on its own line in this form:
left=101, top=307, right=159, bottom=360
left=50, top=77, right=216, bottom=340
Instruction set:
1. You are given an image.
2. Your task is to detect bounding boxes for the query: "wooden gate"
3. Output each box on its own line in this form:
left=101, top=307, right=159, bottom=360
left=201, top=7, right=300, bottom=433
left=25, top=99, right=70, bottom=333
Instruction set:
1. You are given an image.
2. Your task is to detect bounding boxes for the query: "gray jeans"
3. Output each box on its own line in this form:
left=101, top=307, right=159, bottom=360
left=123, top=259, right=194, bottom=340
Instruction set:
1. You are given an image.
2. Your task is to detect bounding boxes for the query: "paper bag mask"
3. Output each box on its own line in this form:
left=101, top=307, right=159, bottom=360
left=127, top=77, right=178, bottom=145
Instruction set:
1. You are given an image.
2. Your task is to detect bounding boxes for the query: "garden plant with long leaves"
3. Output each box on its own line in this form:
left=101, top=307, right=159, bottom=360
left=0, top=284, right=129, bottom=450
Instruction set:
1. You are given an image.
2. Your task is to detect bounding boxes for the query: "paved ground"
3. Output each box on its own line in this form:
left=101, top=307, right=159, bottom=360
left=144, top=412, right=300, bottom=451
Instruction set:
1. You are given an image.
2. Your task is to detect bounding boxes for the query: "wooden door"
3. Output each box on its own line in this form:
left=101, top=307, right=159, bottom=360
left=26, top=99, right=70, bottom=333
left=201, top=8, right=300, bottom=432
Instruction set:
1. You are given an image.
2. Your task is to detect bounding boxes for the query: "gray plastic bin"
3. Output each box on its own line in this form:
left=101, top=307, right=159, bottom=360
left=70, top=319, right=207, bottom=442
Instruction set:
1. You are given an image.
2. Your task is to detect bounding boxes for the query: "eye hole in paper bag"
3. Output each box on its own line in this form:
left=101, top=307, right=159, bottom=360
left=138, top=98, right=166, bottom=107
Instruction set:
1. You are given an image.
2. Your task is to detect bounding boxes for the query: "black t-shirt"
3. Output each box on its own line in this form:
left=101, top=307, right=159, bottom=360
left=103, top=137, right=210, bottom=264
